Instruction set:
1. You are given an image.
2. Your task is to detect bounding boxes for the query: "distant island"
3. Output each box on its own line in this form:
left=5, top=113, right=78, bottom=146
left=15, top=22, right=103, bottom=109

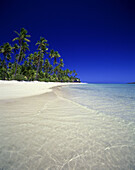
left=127, top=82, right=135, bottom=84
left=0, top=28, right=80, bottom=82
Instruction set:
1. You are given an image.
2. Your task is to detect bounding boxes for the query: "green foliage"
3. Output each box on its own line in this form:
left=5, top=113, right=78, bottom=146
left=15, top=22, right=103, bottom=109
left=38, top=78, right=50, bottom=82
left=12, top=28, right=30, bottom=76
left=0, top=28, right=80, bottom=82
left=35, top=37, right=49, bottom=80
left=13, top=74, right=27, bottom=81
left=62, top=76, right=70, bottom=82
left=0, top=42, right=12, bottom=80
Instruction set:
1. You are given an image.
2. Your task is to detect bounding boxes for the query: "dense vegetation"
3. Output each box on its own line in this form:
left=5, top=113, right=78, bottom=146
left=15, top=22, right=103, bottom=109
left=0, top=28, right=80, bottom=82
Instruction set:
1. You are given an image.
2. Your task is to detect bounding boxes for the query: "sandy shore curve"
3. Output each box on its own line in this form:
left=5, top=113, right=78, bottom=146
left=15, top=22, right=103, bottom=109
left=0, top=80, right=84, bottom=100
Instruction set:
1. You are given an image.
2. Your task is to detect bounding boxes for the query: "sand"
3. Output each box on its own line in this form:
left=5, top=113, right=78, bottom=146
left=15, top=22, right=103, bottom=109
left=0, top=81, right=135, bottom=169
left=0, top=80, right=82, bottom=100
left=0, top=81, right=87, bottom=169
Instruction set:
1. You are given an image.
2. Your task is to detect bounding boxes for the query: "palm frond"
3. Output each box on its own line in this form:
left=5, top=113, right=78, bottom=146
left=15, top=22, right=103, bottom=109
left=36, top=42, right=40, bottom=45
left=12, top=37, right=19, bottom=41
left=14, top=31, right=20, bottom=36
left=24, top=38, right=30, bottom=42
left=26, top=35, right=31, bottom=38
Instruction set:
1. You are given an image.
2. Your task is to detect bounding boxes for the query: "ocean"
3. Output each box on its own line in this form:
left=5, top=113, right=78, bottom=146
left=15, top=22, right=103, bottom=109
left=58, top=83, right=135, bottom=169
left=62, top=84, right=135, bottom=122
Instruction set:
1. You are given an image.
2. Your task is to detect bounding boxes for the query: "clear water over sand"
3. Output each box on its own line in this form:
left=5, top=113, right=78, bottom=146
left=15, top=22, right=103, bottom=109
left=0, top=84, right=135, bottom=169
left=62, top=84, right=135, bottom=122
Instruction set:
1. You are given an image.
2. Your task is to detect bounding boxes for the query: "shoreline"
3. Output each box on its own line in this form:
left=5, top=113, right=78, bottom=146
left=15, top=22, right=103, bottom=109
left=0, top=81, right=135, bottom=169
left=0, top=80, right=86, bottom=100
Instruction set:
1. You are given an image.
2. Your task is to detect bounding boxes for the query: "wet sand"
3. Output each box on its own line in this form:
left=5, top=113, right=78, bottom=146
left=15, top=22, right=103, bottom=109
left=0, top=86, right=135, bottom=169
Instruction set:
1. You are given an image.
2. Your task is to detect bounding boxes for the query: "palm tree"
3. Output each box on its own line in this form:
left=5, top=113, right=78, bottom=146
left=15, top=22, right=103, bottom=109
left=44, top=58, right=52, bottom=74
left=66, top=69, right=70, bottom=76
left=12, top=43, right=19, bottom=63
left=35, top=37, right=48, bottom=80
left=59, top=58, right=64, bottom=68
left=12, top=28, right=30, bottom=76
left=69, top=70, right=73, bottom=76
left=73, top=69, right=77, bottom=77
left=0, top=27, right=80, bottom=82
left=0, top=42, right=12, bottom=79
left=56, top=59, right=64, bottom=81
left=51, top=51, right=61, bottom=66
left=49, top=49, right=55, bottom=64
left=19, top=41, right=29, bottom=63
left=54, top=65, right=60, bottom=75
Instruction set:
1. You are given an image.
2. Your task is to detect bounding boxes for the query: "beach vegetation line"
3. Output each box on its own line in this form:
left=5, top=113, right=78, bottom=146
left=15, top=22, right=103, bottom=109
left=0, top=28, right=80, bottom=82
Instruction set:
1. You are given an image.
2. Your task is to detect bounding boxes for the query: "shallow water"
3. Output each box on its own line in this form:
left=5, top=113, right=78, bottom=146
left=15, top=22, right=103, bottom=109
left=0, top=84, right=135, bottom=170
left=62, top=84, right=135, bottom=122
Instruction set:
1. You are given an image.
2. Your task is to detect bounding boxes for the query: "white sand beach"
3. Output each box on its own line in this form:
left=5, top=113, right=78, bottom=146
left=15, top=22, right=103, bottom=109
left=0, top=81, right=90, bottom=169
left=0, top=80, right=83, bottom=100
left=0, top=80, right=80, bottom=100
left=0, top=81, right=135, bottom=170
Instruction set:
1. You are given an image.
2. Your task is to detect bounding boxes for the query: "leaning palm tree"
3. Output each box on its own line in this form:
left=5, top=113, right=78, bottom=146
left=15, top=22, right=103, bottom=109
left=19, top=41, right=29, bottom=64
left=35, top=37, right=48, bottom=80
left=44, top=58, right=52, bottom=74
left=59, top=58, right=64, bottom=68
left=12, top=28, right=30, bottom=76
left=69, top=70, right=73, bottom=76
left=49, top=49, right=55, bottom=64
left=65, top=69, right=70, bottom=76
left=0, top=42, right=12, bottom=79
left=12, top=43, right=19, bottom=63
left=52, top=51, right=61, bottom=66
left=73, top=69, right=77, bottom=77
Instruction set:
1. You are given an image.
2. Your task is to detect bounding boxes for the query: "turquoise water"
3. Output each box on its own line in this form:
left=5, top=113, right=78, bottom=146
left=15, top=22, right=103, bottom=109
left=0, top=84, right=135, bottom=169
left=62, top=84, right=135, bottom=122
left=58, top=84, right=135, bottom=169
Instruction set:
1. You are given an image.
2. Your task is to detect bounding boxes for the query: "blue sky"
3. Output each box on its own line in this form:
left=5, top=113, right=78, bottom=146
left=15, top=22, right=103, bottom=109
left=0, top=0, right=135, bottom=83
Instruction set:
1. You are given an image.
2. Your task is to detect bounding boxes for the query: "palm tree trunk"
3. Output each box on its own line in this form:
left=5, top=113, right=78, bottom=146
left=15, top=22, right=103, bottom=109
left=14, top=58, right=19, bottom=76
left=3, top=55, right=6, bottom=80
left=49, top=56, right=51, bottom=65
left=36, top=56, right=41, bottom=80
left=14, top=46, right=21, bottom=76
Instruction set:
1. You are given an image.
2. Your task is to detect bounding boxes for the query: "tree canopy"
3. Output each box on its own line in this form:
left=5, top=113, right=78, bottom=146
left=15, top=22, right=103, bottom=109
left=0, top=28, right=80, bottom=82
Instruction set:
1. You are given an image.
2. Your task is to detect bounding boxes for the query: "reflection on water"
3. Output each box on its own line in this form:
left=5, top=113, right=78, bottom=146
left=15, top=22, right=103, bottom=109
left=0, top=84, right=135, bottom=170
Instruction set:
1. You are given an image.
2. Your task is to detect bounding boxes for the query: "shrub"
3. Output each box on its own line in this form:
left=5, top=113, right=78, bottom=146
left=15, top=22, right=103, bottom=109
left=38, top=78, right=50, bottom=82
left=62, top=76, right=70, bottom=82
left=12, top=74, right=27, bottom=81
